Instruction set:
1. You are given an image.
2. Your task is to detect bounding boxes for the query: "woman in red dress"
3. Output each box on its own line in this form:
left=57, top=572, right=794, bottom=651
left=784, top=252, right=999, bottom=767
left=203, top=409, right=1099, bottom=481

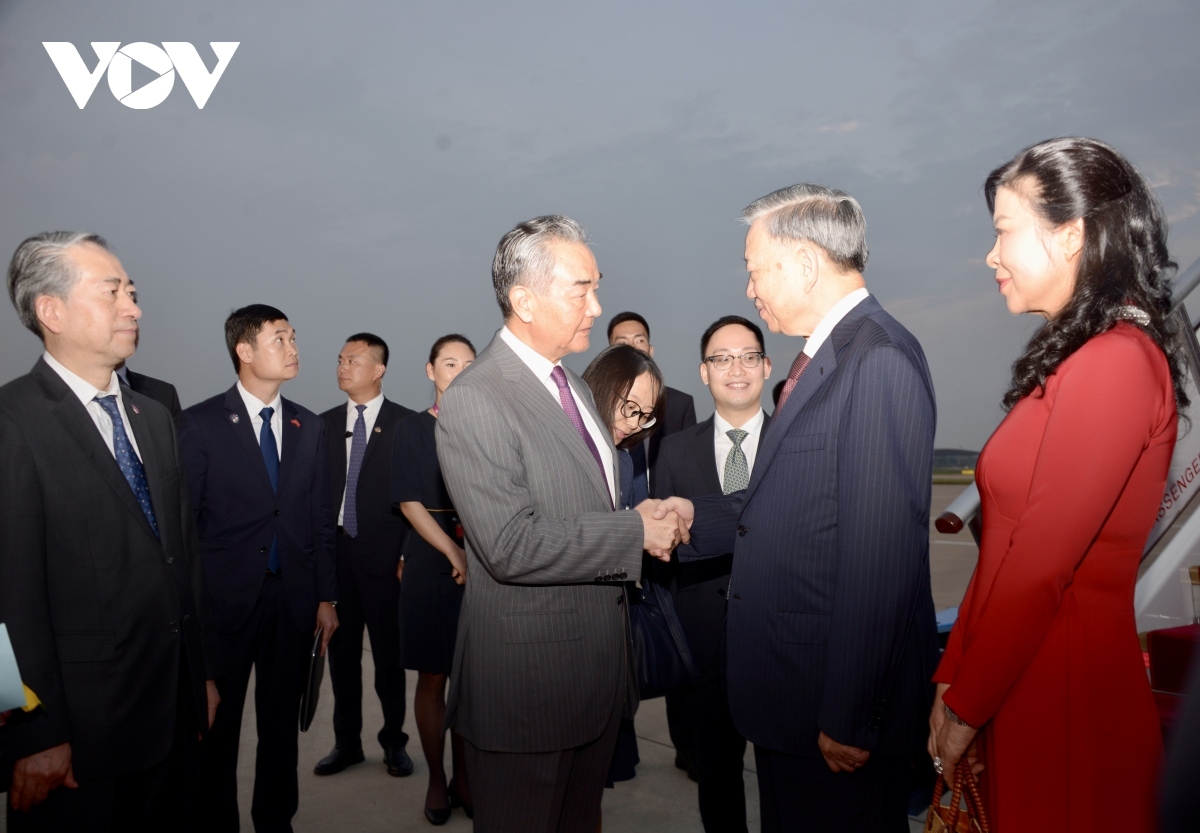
left=929, top=137, right=1188, bottom=832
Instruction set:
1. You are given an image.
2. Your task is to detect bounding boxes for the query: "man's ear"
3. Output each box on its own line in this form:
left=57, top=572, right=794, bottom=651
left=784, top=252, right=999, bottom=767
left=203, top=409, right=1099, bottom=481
left=372, top=363, right=386, bottom=383
left=235, top=341, right=255, bottom=367
left=699, top=361, right=710, bottom=386
left=762, top=356, right=772, bottom=380
left=797, top=245, right=820, bottom=295
left=34, top=295, right=66, bottom=336
left=648, top=343, right=655, bottom=357
left=509, top=285, right=535, bottom=324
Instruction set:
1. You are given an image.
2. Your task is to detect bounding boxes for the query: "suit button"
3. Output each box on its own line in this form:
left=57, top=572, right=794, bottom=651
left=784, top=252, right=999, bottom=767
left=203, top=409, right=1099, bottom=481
left=595, top=576, right=604, bottom=583
left=717, top=588, right=726, bottom=597
left=182, top=614, right=191, bottom=622
left=168, top=621, right=179, bottom=633
left=619, top=572, right=627, bottom=580
left=617, top=594, right=624, bottom=606
left=260, top=546, right=268, bottom=554
left=274, top=509, right=280, bottom=517
left=165, top=556, right=174, bottom=564
left=737, top=525, right=747, bottom=537
left=603, top=575, right=611, bottom=582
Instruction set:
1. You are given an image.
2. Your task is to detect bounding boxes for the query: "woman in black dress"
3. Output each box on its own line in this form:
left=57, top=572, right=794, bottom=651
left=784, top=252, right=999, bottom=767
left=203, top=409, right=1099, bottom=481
left=391, top=334, right=475, bottom=825
left=580, top=345, right=664, bottom=807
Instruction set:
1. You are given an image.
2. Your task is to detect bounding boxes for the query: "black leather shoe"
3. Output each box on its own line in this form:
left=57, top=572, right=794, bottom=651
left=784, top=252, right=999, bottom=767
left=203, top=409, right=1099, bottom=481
left=424, top=806, right=451, bottom=826
left=449, top=778, right=474, bottom=819
left=313, top=745, right=365, bottom=776
left=383, top=745, right=414, bottom=777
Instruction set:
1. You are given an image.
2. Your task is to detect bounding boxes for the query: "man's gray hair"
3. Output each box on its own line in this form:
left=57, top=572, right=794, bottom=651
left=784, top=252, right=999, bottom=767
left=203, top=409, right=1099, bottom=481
left=7, top=231, right=110, bottom=339
left=741, top=184, right=869, bottom=273
left=492, top=215, right=589, bottom=318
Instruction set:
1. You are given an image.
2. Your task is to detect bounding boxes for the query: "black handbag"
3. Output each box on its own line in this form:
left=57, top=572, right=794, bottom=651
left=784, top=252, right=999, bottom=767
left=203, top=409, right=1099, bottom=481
left=626, top=580, right=698, bottom=700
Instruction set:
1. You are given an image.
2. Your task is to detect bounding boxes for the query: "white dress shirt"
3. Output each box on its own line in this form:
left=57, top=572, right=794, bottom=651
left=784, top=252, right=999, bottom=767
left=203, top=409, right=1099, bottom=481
left=338, top=392, right=385, bottom=524
left=500, top=326, right=617, bottom=506
left=714, top=408, right=765, bottom=492
left=237, top=380, right=283, bottom=460
left=43, top=351, right=143, bottom=460
left=803, top=287, right=870, bottom=358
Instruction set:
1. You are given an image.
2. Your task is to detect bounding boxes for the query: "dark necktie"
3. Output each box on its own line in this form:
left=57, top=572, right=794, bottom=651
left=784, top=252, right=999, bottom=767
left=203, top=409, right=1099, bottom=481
left=259, top=407, right=281, bottom=573
left=343, top=404, right=367, bottom=537
left=775, top=352, right=812, bottom=415
left=549, top=366, right=613, bottom=509
left=94, top=394, right=159, bottom=538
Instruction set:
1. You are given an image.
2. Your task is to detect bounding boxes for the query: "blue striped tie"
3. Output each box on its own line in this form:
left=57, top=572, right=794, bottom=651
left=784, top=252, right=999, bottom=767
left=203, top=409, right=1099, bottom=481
left=94, top=395, right=159, bottom=538
left=343, top=404, right=368, bottom=537
left=259, top=407, right=281, bottom=573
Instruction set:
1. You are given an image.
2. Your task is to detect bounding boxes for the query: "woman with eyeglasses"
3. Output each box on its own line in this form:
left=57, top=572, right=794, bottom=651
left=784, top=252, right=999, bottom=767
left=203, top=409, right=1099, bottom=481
left=580, top=344, right=664, bottom=805
left=392, top=334, right=476, bottom=825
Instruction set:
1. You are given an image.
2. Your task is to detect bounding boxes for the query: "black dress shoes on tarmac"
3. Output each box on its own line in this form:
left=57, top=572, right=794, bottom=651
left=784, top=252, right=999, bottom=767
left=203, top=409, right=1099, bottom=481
left=423, top=806, right=451, bottom=826
left=313, top=745, right=365, bottom=776
left=384, top=745, right=415, bottom=777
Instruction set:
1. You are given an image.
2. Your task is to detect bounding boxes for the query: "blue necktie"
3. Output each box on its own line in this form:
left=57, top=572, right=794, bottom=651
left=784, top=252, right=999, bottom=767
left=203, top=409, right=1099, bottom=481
left=94, top=394, right=159, bottom=538
left=259, top=407, right=281, bottom=573
left=343, top=404, right=367, bottom=537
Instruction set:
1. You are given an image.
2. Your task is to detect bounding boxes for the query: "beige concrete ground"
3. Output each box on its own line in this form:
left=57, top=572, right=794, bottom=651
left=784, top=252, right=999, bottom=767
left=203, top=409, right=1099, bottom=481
left=0, top=484, right=976, bottom=833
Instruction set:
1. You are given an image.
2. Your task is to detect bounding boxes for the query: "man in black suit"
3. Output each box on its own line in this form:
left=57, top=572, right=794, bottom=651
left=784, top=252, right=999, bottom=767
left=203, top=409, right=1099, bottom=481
left=180, top=304, right=338, bottom=833
left=659, top=185, right=938, bottom=832
left=0, top=232, right=218, bottom=832
left=606, top=310, right=698, bottom=774
left=313, top=334, right=414, bottom=777
left=118, top=361, right=183, bottom=423
left=654, top=315, right=772, bottom=833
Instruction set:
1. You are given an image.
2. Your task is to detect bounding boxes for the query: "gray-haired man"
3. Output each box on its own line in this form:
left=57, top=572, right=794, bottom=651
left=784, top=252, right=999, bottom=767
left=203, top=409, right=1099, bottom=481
left=435, top=215, right=688, bottom=832
left=0, top=233, right=219, bottom=832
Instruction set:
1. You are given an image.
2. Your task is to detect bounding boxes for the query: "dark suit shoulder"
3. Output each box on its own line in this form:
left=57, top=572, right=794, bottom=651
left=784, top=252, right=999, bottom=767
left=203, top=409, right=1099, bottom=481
left=0, top=372, right=43, bottom=410
left=319, top=403, right=344, bottom=422
left=658, top=416, right=712, bottom=458
left=380, top=398, right=416, bottom=421
left=183, top=391, right=230, bottom=418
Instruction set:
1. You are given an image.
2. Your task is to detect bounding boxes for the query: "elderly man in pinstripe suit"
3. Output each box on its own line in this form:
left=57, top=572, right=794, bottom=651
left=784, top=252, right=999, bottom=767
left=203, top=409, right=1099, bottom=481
left=659, top=185, right=940, bottom=833
left=435, top=215, right=688, bottom=833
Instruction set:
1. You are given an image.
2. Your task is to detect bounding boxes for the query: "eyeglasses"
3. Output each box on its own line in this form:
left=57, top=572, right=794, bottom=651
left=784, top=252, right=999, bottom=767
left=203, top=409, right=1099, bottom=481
left=619, top=400, right=657, bottom=428
left=703, top=351, right=765, bottom=370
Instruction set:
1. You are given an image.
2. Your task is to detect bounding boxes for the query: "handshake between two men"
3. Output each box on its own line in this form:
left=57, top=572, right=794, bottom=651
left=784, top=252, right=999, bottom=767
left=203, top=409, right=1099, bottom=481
left=633, top=496, right=695, bottom=560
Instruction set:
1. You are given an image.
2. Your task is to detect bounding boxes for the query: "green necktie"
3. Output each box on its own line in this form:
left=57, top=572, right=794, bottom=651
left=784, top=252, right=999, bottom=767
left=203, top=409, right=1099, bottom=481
left=723, top=428, right=750, bottom=494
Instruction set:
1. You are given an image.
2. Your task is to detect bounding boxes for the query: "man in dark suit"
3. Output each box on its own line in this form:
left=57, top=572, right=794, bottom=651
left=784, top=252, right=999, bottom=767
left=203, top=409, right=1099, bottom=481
left=180, top=304, right=338, bottom=833
left=606, top=310, right=698, bottom=774
left=659, top=185, right=939, bottom=832
left=0, top=232, right=218, bottom=832
left=314, top=333, right=414, bottom=778
left=654, top=314, right=772, bottom=833
left=118, top=362, right=183, bottom=423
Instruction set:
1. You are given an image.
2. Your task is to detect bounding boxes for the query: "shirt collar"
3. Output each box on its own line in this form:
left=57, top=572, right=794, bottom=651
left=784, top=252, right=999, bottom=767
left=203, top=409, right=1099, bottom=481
left=501, top=325, right=560, bottom=383
left=714, top=408, right=765, bottom=439
left=236, top=379, right=282, bottom=416
left=347, top=392, right=384, bottom=415
left=43, top=351, right=120, bottom=406
left=803, top=287, right=870, bottom=358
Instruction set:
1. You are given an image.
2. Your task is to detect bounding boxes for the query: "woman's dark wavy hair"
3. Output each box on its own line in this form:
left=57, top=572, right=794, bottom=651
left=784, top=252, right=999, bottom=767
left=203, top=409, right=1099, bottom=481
left=581, top=344, right=664, bottom=450
left=986, top=137, right=1188, bottom=413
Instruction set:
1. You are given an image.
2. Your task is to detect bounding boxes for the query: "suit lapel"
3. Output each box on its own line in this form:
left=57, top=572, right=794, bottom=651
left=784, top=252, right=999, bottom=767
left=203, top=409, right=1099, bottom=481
left=492, top=337, right=613, bottom=508
left=690, top=418, right=723, bottom=496
left=124, top=390, right=171, bottom=542
left=35, top=362, right=159, bottom=542
left=277, top=399, right=302, bottom=494
left=359, top=399, right=399, bottom=472
left=223, top=386, right=275, bottom=494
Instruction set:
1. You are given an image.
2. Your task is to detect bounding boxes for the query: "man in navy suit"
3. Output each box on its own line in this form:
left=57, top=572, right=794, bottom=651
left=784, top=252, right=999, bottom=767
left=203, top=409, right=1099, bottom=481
left=180, top=304, right=338, bottom=833
left=658, top=184, right=939, bottom=832
left=654, top=314, right=772, bottom=833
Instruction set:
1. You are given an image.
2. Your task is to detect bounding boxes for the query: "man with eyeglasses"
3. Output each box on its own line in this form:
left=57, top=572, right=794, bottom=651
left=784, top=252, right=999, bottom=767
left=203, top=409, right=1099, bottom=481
left=653, top=315, right=771, bottom=833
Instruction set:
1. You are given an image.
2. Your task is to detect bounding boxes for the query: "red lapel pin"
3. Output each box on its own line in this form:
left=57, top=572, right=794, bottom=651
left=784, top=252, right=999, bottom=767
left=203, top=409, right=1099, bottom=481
left=291, top=419, right=301, bottom=428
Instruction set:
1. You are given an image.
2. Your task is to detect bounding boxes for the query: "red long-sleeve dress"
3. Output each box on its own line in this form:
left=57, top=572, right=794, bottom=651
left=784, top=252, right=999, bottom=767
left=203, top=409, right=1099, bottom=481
left=934, top=322, right=1176, bottom=832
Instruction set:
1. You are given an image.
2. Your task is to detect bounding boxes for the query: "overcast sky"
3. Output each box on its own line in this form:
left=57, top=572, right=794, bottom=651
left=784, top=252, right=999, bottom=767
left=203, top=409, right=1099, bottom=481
left=2, top=0, right=1198, bottom=450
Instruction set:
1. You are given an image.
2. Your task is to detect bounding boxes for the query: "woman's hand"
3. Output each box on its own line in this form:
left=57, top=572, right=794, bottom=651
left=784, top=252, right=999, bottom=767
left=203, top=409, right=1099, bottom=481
left=928, top=682, right=950, bottom=761
left=449, top=545, right=468, bottom=586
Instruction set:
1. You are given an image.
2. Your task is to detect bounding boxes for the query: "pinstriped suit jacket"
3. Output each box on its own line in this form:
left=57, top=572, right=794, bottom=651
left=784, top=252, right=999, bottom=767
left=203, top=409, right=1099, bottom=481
left=435, top=331, right=645, bottom=753
left=683, top=295, right=940, bottom=759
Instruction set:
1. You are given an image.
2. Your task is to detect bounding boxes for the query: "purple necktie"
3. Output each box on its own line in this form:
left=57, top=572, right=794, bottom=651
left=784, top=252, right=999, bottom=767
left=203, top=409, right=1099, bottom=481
left=343, top=404, right=367, bottom=537
left=775, top=352, right=811, bottom=415
left=550, top=366, right=612, bottom=508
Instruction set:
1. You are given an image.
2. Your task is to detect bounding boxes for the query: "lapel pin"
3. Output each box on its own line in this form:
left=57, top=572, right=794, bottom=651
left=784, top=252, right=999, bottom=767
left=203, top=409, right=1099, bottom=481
left=230, top=414, right=240, bottom=424
left=374, top=426, right=382, bottom=433
left=131, top=404, right=140, bottom=414
left=291, top=419, right=301, bottom=428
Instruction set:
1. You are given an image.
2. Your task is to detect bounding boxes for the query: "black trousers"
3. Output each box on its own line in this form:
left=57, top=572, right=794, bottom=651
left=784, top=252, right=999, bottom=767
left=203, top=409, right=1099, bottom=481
left=464, top=698, right=623, bottom=833
left=685, top=647, right=747, bottom=833
left=754, top=745, right=912, bottom=833
left=327, top=533, right=408, bottom=751
left=7, top=647, right=199, bottom=833
left=199, top=574, right=308, bottom=833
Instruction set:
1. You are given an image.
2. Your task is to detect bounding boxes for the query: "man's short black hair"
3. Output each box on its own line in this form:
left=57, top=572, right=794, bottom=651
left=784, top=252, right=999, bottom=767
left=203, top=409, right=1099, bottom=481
left=345, top=332, right=389, bottom=367
left=225, top=304, right=288, bottom=374
left=700, top=315, right=765, bottom=360
left=606, top=311, right=650, bottom=342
